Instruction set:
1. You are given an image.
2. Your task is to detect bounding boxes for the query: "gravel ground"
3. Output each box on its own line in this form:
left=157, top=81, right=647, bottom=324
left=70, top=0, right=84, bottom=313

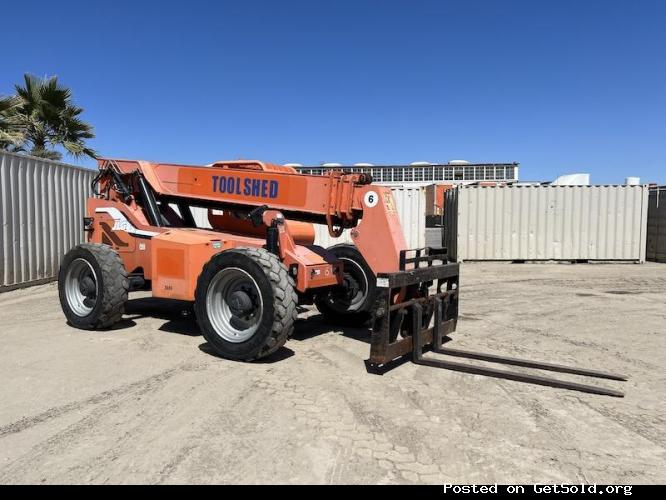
left=0, top=262, right=664, bottom=484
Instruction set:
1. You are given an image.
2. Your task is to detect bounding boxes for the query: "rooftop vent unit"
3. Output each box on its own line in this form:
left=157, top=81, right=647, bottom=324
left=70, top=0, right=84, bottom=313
left=551, top=173, right=590, bottom=186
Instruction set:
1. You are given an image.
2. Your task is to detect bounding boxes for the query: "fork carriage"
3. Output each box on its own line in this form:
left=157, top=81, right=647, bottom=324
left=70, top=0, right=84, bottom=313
left=367, top=247, right=459, bottom=368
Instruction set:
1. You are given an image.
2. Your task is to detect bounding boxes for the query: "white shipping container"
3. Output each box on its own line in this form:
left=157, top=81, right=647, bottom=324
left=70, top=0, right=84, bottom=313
left=445, top=185, right=649, bottom=262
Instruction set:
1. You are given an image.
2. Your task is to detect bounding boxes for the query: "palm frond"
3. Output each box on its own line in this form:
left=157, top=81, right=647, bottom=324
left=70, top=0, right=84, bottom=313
left=9, top=73, right=97, bottom=159
left=0, top=95, right=20, bottom=113
left=29, top=147, right=62, bottom=161
left=0, top=95, right=25, bottom=149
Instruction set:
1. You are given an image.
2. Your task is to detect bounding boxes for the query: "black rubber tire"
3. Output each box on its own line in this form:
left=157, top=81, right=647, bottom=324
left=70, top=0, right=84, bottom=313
left=194, top=247, right=298, bottom=361
left=58, top=243, right=129, bottom=329
left=314, top=244, right=378, bottom=327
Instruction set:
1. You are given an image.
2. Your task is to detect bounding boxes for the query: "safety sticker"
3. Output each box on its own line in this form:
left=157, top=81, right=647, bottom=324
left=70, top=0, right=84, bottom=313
left=384, top=192, right=397, bottom=214
left=376, top=277, right=390, bottom=288
left=364, top=191, right=379, bottom=208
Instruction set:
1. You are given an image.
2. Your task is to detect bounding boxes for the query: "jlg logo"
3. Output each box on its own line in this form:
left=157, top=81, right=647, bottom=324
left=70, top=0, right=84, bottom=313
left=212, top=175, right=279, bottom=199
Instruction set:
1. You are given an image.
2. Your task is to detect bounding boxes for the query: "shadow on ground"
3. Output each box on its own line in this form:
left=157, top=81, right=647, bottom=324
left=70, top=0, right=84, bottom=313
left=292, top=313, right=372, bottom=345
left=122, top=297, right=374, bottom=344
left=198, top=342, right=296, bottom=363
left=118, top=297, right=375, bottom=364
left=124, top=297, right=200, bottom=336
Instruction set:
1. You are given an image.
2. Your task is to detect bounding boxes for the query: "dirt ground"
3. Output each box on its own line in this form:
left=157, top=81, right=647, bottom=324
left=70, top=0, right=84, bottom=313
left=0, top=262, right=664, bottom=484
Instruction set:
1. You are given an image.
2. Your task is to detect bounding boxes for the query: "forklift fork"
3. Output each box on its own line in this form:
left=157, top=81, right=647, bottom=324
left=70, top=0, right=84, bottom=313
left=366, top=248, right=627, bottom=398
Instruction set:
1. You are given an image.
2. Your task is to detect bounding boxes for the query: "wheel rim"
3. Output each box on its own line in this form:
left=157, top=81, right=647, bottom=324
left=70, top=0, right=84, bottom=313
left=65, top=258, right=99, bottom=317
left=326, top=257, right=369, bottom=313
left=206, top=267, right=264, bottom=343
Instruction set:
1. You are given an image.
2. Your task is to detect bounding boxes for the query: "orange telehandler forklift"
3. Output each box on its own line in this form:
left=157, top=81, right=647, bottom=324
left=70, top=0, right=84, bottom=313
left=58, top=159, right=626, bottom=396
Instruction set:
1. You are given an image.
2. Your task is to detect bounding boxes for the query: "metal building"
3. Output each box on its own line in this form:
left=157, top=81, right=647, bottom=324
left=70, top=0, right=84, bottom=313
left=294, top=162, right=519, bottom=185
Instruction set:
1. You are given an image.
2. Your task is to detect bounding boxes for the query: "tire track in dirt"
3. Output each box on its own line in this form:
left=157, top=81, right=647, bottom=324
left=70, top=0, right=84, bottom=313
left=0, top=362, right=202, bottom=439
left=0, top=361, right=210, bottom=483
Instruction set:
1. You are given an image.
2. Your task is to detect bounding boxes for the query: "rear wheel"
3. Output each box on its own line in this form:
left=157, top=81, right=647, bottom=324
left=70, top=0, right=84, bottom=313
left=315, top=244, right=377, bottom=327
left=58, top=243, right=129, bottom=329
left=195, top=247, right=297, bottom=361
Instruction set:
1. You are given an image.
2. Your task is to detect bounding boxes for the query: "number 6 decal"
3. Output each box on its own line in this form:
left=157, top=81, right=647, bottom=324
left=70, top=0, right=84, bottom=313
left=364, top=190, right=379, bottom=208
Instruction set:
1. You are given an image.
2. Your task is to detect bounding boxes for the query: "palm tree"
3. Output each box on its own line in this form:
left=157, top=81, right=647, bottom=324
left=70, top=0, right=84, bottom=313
left=0, top=95, right=24, bottom=150
left=3, top=74, right=97, bottom=160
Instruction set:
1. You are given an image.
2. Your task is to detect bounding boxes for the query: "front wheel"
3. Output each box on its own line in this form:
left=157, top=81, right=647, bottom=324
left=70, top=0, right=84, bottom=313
left=194, top=247, right=297, bottom=361
left=314, top=244, right=378, bottom=327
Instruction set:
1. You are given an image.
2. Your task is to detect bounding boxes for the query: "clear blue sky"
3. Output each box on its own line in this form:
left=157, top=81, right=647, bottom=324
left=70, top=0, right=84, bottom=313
left=2, top=0, right=664, bottom=183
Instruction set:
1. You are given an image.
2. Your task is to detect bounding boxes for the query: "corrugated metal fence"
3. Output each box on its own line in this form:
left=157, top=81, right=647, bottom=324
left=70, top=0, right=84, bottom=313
left=445, top=185, right=649, bottom=262
left=647, top=186, right=666, bottom=263
left=1, top=151, right=95, bottom=289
